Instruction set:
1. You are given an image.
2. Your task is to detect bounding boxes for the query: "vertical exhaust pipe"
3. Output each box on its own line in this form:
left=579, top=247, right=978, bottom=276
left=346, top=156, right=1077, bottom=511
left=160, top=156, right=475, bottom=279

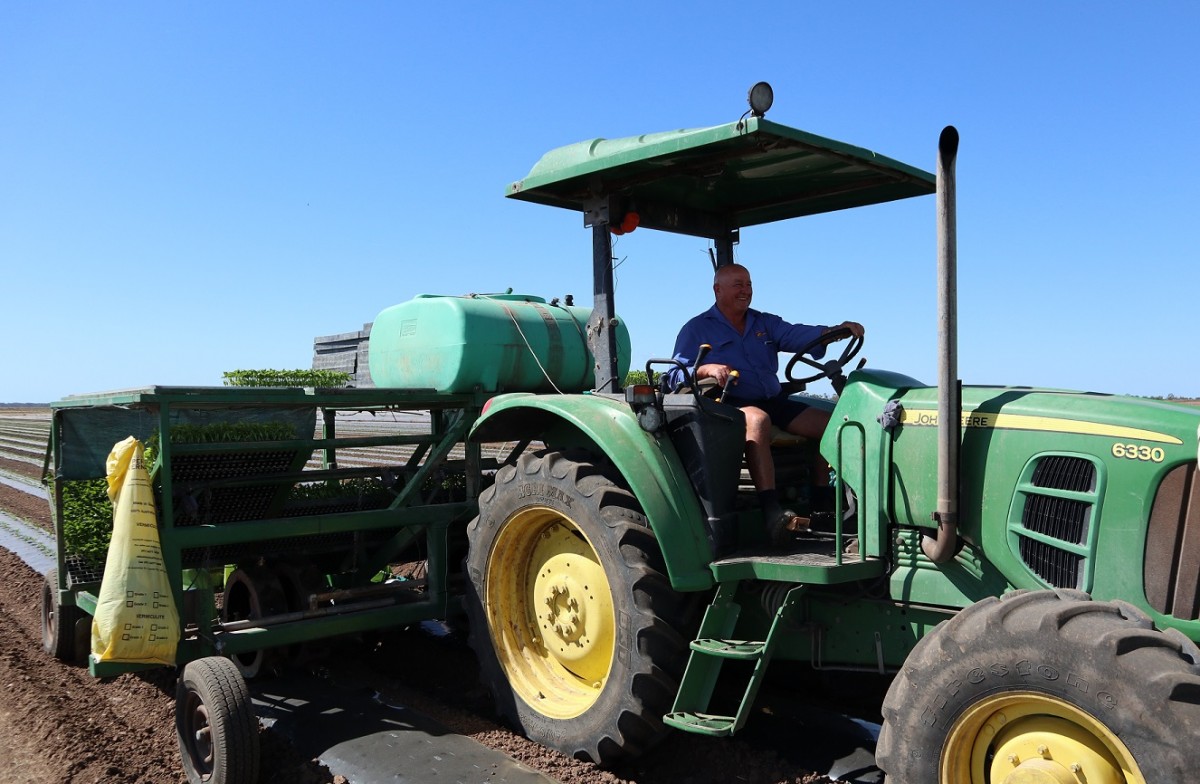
left=923, top=126, right=961, bottom=563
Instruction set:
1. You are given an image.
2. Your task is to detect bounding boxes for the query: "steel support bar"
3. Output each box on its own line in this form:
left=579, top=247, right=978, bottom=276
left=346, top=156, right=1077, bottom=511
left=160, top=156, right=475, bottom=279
left=390, top=408, right=471, bottom=508
left=165, top=503, right=472, bottom=549
left=590, top=224, right=621, bottom=393
left=713, top=233, right=737, bottom=268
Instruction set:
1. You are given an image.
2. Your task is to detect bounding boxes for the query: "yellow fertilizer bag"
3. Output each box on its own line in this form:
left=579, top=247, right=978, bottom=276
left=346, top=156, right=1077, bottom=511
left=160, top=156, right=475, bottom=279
left=91, top=436, right=180, bottom=665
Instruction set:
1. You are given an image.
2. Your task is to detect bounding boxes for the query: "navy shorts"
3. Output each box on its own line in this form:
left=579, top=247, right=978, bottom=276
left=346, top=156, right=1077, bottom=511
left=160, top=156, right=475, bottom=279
left=723, top=391, right=811, bottom=429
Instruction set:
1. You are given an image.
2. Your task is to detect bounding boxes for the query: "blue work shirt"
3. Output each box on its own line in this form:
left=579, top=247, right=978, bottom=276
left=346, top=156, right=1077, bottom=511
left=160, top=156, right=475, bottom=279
left=666, top=304, right=828, bottom=399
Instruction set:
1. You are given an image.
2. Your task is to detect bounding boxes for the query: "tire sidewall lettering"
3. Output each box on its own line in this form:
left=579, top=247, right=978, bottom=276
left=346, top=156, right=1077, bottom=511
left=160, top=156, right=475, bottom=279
left=878, top=593, right=1195, bottom=782
left=482, top=473, right=577, bottom=528
left=616, top=609, right=631, bottom=667
left=926, top=657, right=1114, bottom=728
left=514, top=481, right=576, bottom=510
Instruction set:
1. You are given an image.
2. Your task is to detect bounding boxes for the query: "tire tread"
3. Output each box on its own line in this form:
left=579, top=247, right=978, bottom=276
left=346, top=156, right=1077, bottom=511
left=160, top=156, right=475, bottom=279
left=877, top=590, right=1200, bottom=783
left=466, top=449, right=688, bottom=766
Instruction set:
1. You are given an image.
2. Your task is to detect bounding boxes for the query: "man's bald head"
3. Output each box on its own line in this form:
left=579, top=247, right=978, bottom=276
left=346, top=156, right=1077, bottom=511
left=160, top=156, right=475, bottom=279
left=713, top=263, right=753, bottom=319
left=714, top=263, right=749, bottom=286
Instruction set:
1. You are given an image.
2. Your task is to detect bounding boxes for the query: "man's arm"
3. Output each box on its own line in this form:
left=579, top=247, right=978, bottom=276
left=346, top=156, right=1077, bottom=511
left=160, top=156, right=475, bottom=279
left=768, top=313, right=828, bottom=356
left=773, top=316, right=866, bottom=356
left=663, top=319, right=704, bottom=391
left=664, top=314, right=742, bottom=391
left=826, top=320, right=865, bottom=339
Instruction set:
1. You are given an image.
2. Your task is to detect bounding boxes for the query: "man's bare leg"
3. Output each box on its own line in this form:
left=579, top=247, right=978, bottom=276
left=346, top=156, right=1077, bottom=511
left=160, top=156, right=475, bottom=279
left=742, top=406, right=774, bottom=492
left=743, top=405, right=802, bottom=546
left=786, top=407, right=833, bottom=487
left=785, top=407, right=832, bottom=440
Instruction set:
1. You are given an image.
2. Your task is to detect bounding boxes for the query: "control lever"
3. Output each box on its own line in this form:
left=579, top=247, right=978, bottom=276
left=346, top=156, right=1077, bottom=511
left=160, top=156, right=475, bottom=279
left=691, top=343, right=712, bottom=388
left=718, top=370, right=739, bottom=403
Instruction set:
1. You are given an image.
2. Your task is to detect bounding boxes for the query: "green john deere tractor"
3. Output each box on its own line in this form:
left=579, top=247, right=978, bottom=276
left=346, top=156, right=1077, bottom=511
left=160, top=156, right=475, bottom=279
left=462, top=84, right=1200, bottom=782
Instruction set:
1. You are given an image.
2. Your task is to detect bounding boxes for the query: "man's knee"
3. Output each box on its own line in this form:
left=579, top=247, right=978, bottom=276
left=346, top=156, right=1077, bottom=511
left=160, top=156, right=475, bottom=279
left=742, top=406, right=771, bottom=441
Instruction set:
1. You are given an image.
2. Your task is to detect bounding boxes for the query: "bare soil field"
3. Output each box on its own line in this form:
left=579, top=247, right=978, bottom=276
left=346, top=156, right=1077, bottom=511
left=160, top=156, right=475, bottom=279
left=0, top=432, right=838, bottom=784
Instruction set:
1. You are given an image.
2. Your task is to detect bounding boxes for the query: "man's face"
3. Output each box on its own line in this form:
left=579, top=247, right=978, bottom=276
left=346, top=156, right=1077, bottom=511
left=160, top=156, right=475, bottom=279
left=715, top=266, right=753, bottom=316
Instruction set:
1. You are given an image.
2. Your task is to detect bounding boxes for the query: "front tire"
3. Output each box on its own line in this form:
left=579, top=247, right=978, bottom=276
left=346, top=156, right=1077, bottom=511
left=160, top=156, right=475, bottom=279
left=877, top=589, right=1200, bottom=783
left=465, top=449, right=689, bottom=765
left=175, top=656, right=260, bottom=784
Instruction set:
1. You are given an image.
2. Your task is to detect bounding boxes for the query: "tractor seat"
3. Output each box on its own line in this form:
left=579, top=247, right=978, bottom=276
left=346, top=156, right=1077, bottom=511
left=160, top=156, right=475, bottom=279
left=684, top=379, right=825, bottom=448
left=770, top=426, right=810, bottom=448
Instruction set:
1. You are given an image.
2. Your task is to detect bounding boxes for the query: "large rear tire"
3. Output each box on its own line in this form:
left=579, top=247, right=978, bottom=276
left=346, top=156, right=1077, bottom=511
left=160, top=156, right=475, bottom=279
left=175, top=656, right=260, bottom=784
left=876, top=589, right=1200, bottom=783
left=465, top=449, right=689, bottom=765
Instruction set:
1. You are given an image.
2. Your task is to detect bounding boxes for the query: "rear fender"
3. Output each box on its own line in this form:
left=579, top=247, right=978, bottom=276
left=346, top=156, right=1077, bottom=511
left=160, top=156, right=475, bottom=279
left=470, top=393, right=713, bottom=591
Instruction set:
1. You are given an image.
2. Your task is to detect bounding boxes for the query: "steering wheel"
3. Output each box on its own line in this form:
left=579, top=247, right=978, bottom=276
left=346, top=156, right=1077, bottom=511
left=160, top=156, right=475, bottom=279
left=784, top=326, right=864, bottom=395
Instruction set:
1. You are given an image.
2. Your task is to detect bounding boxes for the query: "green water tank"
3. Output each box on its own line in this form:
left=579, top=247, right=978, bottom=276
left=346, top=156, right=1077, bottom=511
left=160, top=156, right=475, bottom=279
left=368, top=293, right=630, bottom=393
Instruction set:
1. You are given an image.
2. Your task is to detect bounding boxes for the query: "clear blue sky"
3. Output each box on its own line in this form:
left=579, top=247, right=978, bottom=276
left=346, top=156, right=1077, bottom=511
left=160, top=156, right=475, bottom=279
left=2, top=3, right=1197, bottom=403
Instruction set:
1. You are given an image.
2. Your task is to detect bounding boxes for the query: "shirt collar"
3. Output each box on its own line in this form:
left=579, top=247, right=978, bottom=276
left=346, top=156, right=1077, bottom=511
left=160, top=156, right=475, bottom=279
left=706, top=303, right=759, bottom=333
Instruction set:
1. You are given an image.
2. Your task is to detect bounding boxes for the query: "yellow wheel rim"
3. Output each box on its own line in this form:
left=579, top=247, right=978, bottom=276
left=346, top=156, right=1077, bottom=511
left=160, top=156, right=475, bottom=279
left=485, top=505, right=616, bottom=719
left=942, top=691, right=1145, bottom=784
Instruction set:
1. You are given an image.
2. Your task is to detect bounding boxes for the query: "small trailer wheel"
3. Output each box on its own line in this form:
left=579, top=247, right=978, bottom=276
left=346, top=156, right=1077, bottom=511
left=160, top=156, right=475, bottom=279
left=176, top=656, right=260, bottom=784
left=221, top=565, right=287, bottom=679
left=42, top=569, right=83, bottom=662
left=271, top=561, right=326, bottom=666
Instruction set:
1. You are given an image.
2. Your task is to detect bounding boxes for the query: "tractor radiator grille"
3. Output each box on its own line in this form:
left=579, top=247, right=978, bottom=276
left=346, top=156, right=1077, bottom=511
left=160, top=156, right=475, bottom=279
left=1032, top=455, right=1096, bottom=493
left=1144, top=461, right=1200, bottom=621
left=1022, top=494, right=1090, bottom=546
left=1019, top=495, right=1088, bottom=589
left=1013, top=456, right=1097, bottom=591
left=1017, top=537, right=1082, bottom=589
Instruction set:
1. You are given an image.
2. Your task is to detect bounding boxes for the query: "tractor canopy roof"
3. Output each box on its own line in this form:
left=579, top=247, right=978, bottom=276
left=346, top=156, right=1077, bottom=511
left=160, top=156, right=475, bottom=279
left=506, top=116, right=936, bottom=238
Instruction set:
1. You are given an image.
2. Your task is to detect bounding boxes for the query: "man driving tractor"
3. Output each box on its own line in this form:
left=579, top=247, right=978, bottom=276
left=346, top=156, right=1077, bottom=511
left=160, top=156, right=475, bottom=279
left=665, top=262, right=864, bottom=547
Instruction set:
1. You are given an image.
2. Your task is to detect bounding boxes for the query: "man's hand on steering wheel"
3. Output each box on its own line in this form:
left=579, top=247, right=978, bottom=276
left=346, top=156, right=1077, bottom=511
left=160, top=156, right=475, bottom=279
left=784, top=322, right=865, bottom=395
left=832, top=320, right=865, bottom=339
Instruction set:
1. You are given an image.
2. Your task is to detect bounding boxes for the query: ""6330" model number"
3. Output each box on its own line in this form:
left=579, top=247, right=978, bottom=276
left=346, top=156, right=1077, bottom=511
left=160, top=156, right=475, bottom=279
left=1112, top=443, right=1165, bottom=463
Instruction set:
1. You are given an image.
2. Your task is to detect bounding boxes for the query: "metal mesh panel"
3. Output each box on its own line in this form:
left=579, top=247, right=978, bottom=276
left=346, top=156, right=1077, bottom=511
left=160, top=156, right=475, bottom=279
left=1031, top=455, right=1096, bottom=493
left=1017, top=454, right=1095, bottom=589
left=168, top=450, right=301, bottom=526
left=1018, top=536, right=1083, bottom=590
left=1023, top=494, right=1090, bottom=546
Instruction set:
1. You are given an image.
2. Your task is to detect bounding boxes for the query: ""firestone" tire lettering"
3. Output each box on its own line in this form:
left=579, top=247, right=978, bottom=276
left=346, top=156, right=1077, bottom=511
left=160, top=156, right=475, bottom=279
left=959, top=659, right=1115, bottom=707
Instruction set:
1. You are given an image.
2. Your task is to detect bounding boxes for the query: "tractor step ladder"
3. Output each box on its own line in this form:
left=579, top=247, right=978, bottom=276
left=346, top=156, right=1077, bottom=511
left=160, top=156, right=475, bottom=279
left=664, top=539, right=885, bottom=737
left=663, top=581, right=805, bottom=736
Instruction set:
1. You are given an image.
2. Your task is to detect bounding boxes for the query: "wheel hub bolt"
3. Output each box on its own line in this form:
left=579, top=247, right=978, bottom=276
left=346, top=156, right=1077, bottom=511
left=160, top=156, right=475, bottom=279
left=541, top=580, right=586, bottom=643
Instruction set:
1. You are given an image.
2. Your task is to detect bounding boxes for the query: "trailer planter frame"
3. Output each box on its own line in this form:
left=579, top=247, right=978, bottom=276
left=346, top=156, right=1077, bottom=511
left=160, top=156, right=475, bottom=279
left=43, top=385, right=492, bottom=682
